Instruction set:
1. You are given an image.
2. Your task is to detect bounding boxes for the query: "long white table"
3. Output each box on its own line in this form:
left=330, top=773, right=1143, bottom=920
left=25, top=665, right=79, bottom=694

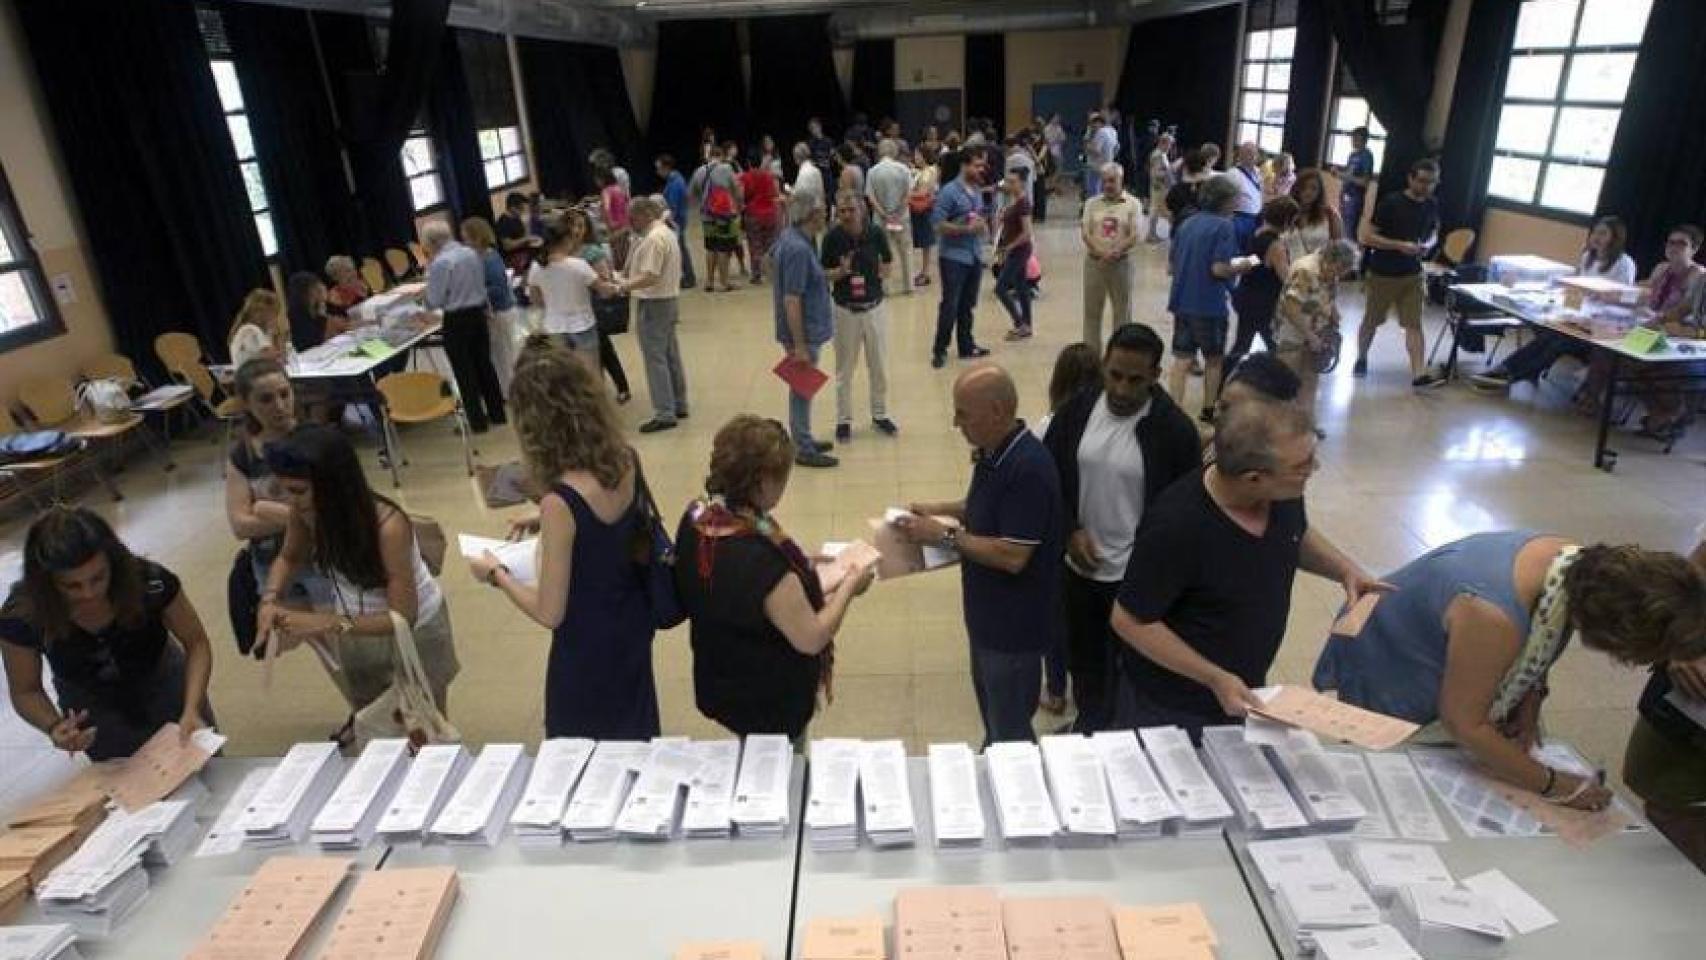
left=792, top=758, right=1278, bottom=960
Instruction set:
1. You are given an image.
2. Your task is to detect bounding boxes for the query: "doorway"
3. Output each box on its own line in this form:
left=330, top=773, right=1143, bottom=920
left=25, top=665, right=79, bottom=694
left=1032, top=81, right=1103, bottom=175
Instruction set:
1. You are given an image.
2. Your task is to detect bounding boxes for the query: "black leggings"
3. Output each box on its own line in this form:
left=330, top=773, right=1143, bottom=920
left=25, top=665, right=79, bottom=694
left=598, top=330, right=630, bottom=395
left=1228, top=301, right=1277, bottom=364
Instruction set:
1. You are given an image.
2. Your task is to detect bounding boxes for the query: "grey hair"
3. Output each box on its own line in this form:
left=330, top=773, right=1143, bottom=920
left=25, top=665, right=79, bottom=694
left=420, top=220, right=453, bottom=250
left=833, top=188, right=864, bottom=210
left=1321, top=239, right=1360, bottom=270
left=1100, top=162, right=1124, bottom=179
left=324, top=255, right=356, bottom=278
left=787, top=188, right=821, bottom=225
left=793, top=142, right=811, bottom=163
left=877, top=139, right=899, bottom=160
left=1199, top=175, right=1242, bottom=213
left=628, top=195, right=663, bottom=222
left=1213, top=399, right=1316, bottom=476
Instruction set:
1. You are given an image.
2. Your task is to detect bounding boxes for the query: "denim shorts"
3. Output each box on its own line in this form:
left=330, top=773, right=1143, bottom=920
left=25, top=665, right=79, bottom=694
left=1171, top=313, right=1229, bottom=358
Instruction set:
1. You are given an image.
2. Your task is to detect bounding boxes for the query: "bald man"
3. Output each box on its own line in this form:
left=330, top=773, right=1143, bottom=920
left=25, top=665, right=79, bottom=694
left=900, top=365, right=1064, bottom=745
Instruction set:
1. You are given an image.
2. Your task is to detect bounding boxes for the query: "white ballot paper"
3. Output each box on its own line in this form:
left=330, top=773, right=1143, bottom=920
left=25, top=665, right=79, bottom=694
left=563, top=741, right=650, bottom=842
left=430, top=743, right=528, bottom=844
left=1247, top=837, right=1343, bottom=892
left=1201, top=726, right=1308, bottom=834
left=805, top=738, right=862, bottom=852
left=1091, top=730, right=1180, bottom=838
left=731, top=734, right=793, bottom=838
left=510, top=738, right=596, bottom=843
left=237, top=741, right=343, bottom=847
left=616, top=740, right=701, bottom=840
left=1348, top=842, right=1453, bottom=902
left=129, top=799, right=200, bottom=867
left=1275, top=870, right=1384, bottom=953
left=984, top=741, right=1061, bottom=844
left=312, top=738, right=410, bottom=849
left=377, top=743, right=472, bottom=844
left=1460, top=869, right=1558, bottom=934
left=1038, top=735, right=1115, bottom=845
left=1365, top=751, right=1450, bottom=843
left=926, top=742, right=985, bottom=848
left=195, top=766, right=274, bottom=858
left=681, top=739, right=743, bottom=838
left=1311, top=923, right=1423, bottom=960
left=1139, top=726, right=1233, bottom=830
left=859, top=739, right=917, bottom=848
left=456, top=534, right=539, bottom=585
left=0, top=925, right=79, bottom=960
left=1392, top=884, right=1508, bottom=959
left=1324, top=751, right=1396, bottom=840
left=1268, top=733, right=1367, bottom=832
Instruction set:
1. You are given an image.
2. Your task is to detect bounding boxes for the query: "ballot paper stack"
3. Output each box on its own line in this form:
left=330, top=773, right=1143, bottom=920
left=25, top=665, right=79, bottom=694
left=1038, top=735, right=1116, bottom=847
left=806, top=739, right=862, bottom=852
left=1002, top=897, right=1121, bottom=960
left=1390, top=885, right=1509, bottom=959
left=730, top=735, right=793, bottom=839
left=34, top=811, right=158, bottom=938
left=185, top=856, right=352, bottom=960
left=0, top=868, right=28, bottom=924
left=319, top=866, right=459, bottom=960
left=616, top=739, right=703, bottom=841
left=1347, top=842, right=1453, bottom=904
left=1247, top=838, right=1344, bottom=893
left=1200, top=727, right=1308, bottom=837
left=859, top=739, right=917, bottom=848
left=509, top=738, right=596, bottom=846
left=925, top=743, right=985, bottom=850
left=377, top=744, right=473, bottom=845
left=681, top=739, right=743, bottom=839
left=312, top=738, right=412, bottom=850
left=238, top=741, right=344, bottom=847
left=893, top=886, right=1006, bottom=960
left=1265, top=732, right=1368, bottom=834
left=1273, top=871, right=1383, bottom=955
left=1312, top=925, right=1423, bottom=960
left=1091, top=731, right=1180, bottom=840
left=1139, top=727, right=1233, bottom=836
left=129, top=800, right=201, bottom=867
left=983, top=741, right=1061, bottom=846
left=430, top=743, right=529, bottom=846
left=797, top=915, right=887, bottom=960
left=0, top=924, right=82, bottom=960
left=0, top=825, right=85, bottom=888
left=563, top=741, right=650, bottom=842
left=193, top=768, right=273, bottom=859
left=1112, top=903, right=1219, bottom=960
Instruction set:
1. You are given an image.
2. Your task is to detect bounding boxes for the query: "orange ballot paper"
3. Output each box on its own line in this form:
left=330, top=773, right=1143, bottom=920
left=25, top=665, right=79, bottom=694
left=1113, top=902, right=1219, bottom=960
left=186, top=856, right=352, bottom=960
left=319, top=866, right=458, bottom=960
left=673, top=943, right=766, bottom=960
left=106, top=722, right=225, bottom=812
left=1251, top=686, right=1419, bottom=751
left=1331, top=593, right=1382, bottom=638
left=799, top=914, right=887, bottom=960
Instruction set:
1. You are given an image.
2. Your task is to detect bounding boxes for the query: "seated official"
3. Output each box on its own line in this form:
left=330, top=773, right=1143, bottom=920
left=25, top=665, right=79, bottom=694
left=228, top=287, right=289, bottom=368
left=1, top=508, right=215, bottom=760
left=324, top=255, right=372, bottom=322
left=1315, top=532, right=1706, bottom=812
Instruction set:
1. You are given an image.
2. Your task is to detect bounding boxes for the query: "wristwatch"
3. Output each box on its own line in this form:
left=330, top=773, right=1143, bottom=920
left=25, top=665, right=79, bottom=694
left=335, top=615, right=355, bottom=637
left=939, top=527, right=960, bottom=551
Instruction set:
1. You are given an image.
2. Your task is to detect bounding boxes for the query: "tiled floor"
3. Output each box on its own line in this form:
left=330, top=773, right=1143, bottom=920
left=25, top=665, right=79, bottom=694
left=2, top=198, right=1701, bottom=809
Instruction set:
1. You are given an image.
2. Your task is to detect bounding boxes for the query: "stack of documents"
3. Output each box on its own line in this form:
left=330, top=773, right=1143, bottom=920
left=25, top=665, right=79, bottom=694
left=1002, top=897, right=1120, bottom=960
left=893, top=886, right=1005, bottom=959
left=926, top=743, right=985, bottom=849
left=1266, top=732, right=1367, bottom=833
left=563, top=741, right=650, bottom=842
left=312, top=738, right=412, bottom=850
left=615, top=740, right=703, bottom=841
left=377, top=744, right=473, bottom=845
left=0, top=824, right=84, bottom=886
left=238, top=741, right=344, bottom=847
left=983, top=741, right=1061, bottom=846
left=0, top=925, right=81, bottom=960
left=1348, top=842, right=1453, bottom=903
left=1311, top=924, right=1423, bottom=960
left=38, top=864, right=147, bottom=939
left=1200, top=727, right=1307, bottom=836
left=859, top=739, right=916, bottom=848
left=1391, top=885, right=1509, bottom=959
left=185, top=856, right=351, bottom=959
left=35, top=809, right=160, bottom=937
left=1246, top=837, right=1343, bottom=893
left=1322, top=752, right=1396, bottom=840
left=193, top=768, right=273, bottom=858
left=129, top=800, right=200, bottom=867
left=797, top=915, right=887, bottom=960
left=0, top=868, right=27, bottom=925
left=730, top=735, right=793, bottom=839
left=681, top=739, right=743, bottom=838
left=1039, top=735, right=1116, bottom=846
left=1112, top=903, right=1218, bottom=960
left=6, top=769, right=111, bottom=834
left=1139, top=726, right=1233, bottom=835
left=104, top=724, right=226, bottom=813
left=319, top=866, right=459, bottom=960
left=673, top=942, right=765, bottom=960
left=1363, top=753, right=1449, bottom=843
left=806, top=739, right=862, bottom=852
left=430, top=743, right=528, bottom=846
left=1091, top=730, right=1179, bottom=840
left=509, top=738, right=596, bottom=845
left=1274, top=872, right=1382, bottom=954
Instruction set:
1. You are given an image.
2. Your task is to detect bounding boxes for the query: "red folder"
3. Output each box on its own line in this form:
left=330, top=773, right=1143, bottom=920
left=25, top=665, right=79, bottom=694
left=773, top=356, right=829, bottom=399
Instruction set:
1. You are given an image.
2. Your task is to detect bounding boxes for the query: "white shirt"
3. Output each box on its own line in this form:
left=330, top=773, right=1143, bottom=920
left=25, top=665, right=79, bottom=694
left=1577, top=251, right=1637, bottom=285
left=1223, top=166, right=1264, bottom=216
left=528, top=257, right=599, bottom=334
left=1073, top=394, right=1150, bottom=582
left=793, top=161, right=825, bottom=207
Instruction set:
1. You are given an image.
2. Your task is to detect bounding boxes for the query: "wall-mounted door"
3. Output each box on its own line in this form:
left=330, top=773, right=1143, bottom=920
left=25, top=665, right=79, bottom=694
left=1032, top=81, right=1103, bottom=174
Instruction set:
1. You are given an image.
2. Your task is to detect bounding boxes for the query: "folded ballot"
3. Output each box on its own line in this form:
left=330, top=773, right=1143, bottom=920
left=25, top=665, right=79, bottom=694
left=1274, top=871, right=1383, bottom=954
left=1348, top=842, right=1453, bottom=903
left=456, top=534, right=539, bottom=585
left=616, top=739, right=702, bottom=841
left=1090, top=730, right=1180, bottom=839
left=510, top=738, right=596, bottom=845
left=430, top=743, right=529, bottom=845
left=0, top=924, right=82, bottom=960
left=731, top=735, right=793, bottom=839
left=860, top=739, right=917, bottom=848
left=1139, top=726, right=1233, bottom=834
left=238, top=741, right=344, bottom=847
left=377, top=744, right=472, bottom=845
left=1201, top=726, right=1307, bottom=836
left=806, top=739, right=862, bottom=852
left=681, top=739, right=743, bottom=838
left=563, top=741, right=650, bottom=842
left=926, top=743, right=986, bottom=849
left=1391, top=885, right=1509, bottom=960
left=984, top=741, right=1060, bottom=845
left=1038, top=735, right=1116, bottom=846
left=312, top=738, right=411, bottom=850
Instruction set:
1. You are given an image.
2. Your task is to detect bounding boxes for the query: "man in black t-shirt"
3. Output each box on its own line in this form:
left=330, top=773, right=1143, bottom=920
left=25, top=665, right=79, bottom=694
left=1354, top=157, right=1441, bottom=389
left=822, top=190, right=899, bottom=442
left=1109, top=399, right=1383, bottom=739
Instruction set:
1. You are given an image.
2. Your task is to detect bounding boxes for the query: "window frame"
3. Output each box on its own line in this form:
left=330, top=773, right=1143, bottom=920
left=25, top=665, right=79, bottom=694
left=478, top=125, right=530, bottom=192
left=1325, top=64, right=1389, bottom=176
left=207, top=57, right=278, bottom=259
left=0, top=162, right=66, bottom=354
left=1237, top=0, right=1297, bottom=154
left=402, top=130, right=447, bottom=215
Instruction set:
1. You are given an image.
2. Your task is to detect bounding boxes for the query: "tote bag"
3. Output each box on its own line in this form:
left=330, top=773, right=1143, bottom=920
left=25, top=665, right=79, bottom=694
left=351, top=610, right=461, bottom=753
left=628, top=459, right=687, bottom=630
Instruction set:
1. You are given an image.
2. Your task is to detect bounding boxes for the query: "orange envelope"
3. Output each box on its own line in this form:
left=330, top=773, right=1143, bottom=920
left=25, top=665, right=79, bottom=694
left=1330, top=593, right=1382, bottom=638
left=186, top=856, right=352, bottom=960
left=799, top=915, right=887, bottom=960
left=0, top=868, right=28, bottom=925
left=1113, top=903, right=1218, bottom=960
left=673, top=943, right=766, bottom=960
left=1002, top=896, right=1120, bottom=960
left=1250, top=685, right=1419, bottom=751
left=320, top=866, right=458, bottom=960
left=894, top=886, right=1005, bottom=960
left=106, top=722, right=218, bottom=812
left=5, top=767, right=112, bottom=831
left=0, top=824, right=82, bottom=886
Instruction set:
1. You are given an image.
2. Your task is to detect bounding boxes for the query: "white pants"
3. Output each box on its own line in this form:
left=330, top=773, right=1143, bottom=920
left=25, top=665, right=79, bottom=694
left=833, top=301, right=890, bottom=425
left=488, top=307, right=522, bottom=396
left=882, top=220, right=913, bottom=294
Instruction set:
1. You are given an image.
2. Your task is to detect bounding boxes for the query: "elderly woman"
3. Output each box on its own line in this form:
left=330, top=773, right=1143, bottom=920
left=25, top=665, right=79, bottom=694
left=1314, top=533, right=1706, bottom=811
left=674, top=415, right=874, bottom=740
left=1274, top=238, right=1359, bottom=416
left=324, top=255, right=372, bottom=318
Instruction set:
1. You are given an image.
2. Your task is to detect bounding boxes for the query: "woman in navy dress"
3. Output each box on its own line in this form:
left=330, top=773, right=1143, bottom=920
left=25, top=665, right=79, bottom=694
left=468, top=337, right=659, bottom=739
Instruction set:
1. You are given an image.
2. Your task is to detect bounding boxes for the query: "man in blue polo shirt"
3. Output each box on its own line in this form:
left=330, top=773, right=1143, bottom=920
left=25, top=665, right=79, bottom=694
left=1166, top=175, right=1257, bottom=425
left=898, top=364, right=1063, bottom=745
left=928, top=149, right=994, bottom=369
left=773, top=190, right=838, bottom=468
left=655, top=153, right=697, bottom=289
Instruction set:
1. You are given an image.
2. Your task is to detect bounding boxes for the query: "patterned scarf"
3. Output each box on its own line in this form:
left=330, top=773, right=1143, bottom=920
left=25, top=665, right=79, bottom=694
left=1490, top=546, right=1581, bottom=723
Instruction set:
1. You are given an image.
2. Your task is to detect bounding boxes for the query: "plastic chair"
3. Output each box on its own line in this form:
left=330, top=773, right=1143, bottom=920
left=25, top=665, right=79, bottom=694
left=1438, top=227, right=1477, bottom=267
left=82, top=353, right=140, bottom=388
left=384, top=247, right=415, bottom=282
left=360, top=257, right=389, bottom=294
left=156, top=339, right=246, bottom=452
left=409, top=242, right=430, bottom=271
left=15, top=375, right=160, bottom=491
left=154, top=332, right=203, bottom=376
left=375, top=371, right=476, bottom=485
left=0, top=404, right=94, bottom=506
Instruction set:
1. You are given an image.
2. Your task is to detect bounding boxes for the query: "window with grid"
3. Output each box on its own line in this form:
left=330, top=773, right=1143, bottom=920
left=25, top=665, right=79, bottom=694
left=459, top=30, right=529, bottom=191
left=1238, top=0, right=1297, bottom=153
left=402, top=131, right=445, bottom=212
left=1327, top=65, right=1388, bottom=172
left=1486, top=0, right=1652, bottom=216
left=198, top=8, right=276, bottom=257
left=0, top=164, right=64, bottom=352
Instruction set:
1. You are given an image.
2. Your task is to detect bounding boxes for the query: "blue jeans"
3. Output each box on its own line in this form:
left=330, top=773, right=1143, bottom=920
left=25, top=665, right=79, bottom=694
left=994, top=252, right=1033, bottom=330
left=675, top=224, right=697, bottom=286
left=971, top=644, right=1041, bottom=747
left=1496, top=330, right=1588, bottom=383
left=933, top=258, right=983, bottom=359
left=1085, top=166, right=1102, bottom=198
left=787, top=342, right=824, bottom=453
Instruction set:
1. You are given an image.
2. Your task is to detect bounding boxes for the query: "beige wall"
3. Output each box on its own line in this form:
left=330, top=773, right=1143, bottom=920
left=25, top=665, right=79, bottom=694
left=1479, top=207, right=1586, bottom=263
left=896, top=34, right=965, bottom=92
left=1003, top=28, right=1126, bottom=135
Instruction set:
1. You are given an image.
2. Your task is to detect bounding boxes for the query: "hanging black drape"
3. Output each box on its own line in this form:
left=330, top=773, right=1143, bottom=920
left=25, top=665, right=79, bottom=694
left=647, top=19, right=748, bottom=179
left=517, top=38, right=630, bottom=200
left=850, top=39, right=896, bottom=126
left=1282, top=0, right=1333, bottom=168
left=1116, top=5, right=1240, bottom=152
left=427, top=31, right=491, bottom=225
left=13, top=0, right=269, bottom=371
left=1434, top=0, right=1521, bottom=240
left=582, top=45, right=647, bottom=191
left=1597, top=0, right=1706, bottom=270
left=964, top=34, right=1006, bottom=131
left=1323, top=0, right=1449, bottom=197
left=218, top=2, right=359, bottom=284
left=749, top=15, right=846, bottom=154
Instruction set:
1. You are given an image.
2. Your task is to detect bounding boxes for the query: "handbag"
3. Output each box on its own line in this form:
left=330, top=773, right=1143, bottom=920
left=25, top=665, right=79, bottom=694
left=78, top=378, right=132, bottom=424
left=410, top=514, right=447, bottom=576
left=594, top=293, right=632, bottom=335
left=351, top=610, right=462, bottom=753
left=228, top=546, right=260, bottom=657
left=628, top=456, right=687, bottom=630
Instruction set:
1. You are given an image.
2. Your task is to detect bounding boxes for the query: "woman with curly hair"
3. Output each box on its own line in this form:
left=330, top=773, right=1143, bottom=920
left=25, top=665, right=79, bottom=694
left=1313, top=532, right=1706, bottom=811
left=469, top=338, right=658, bottom=739
left=674, top=415, right=874, bottom=739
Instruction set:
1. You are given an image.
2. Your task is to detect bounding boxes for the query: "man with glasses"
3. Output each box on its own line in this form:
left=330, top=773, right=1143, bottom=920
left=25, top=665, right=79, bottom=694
left=1354, top=157, right=1442, bottom=389
left=1108, top=398, right=1382, bottom=738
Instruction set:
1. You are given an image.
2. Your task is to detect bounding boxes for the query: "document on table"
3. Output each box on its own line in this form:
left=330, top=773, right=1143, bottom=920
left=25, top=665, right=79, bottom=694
left=1267, top=734, right=1368, bottom=828
left=984, top=741, right=1061, bottom=841
left=1246, top=837, right=1342, bottom=892
left=1002, top=897, right=1121, bottom=960
left=456, top=534, right=539, bottom=586
left=1310, top=923, right=1423, bottom=960
left=318, top=866, right=458, bottom=960
left=1091, top=729, right=1181, bottom=827
left=1139, top=726, right=1233, bottom=825
left=562, top=741, right=649, bottom=839
left=312, top=738, right=410, bottom=845
left=376, top=744, right=470, bottom=841
left=1251, top=686, right=1419, bottom=750
left=510, top=738, right=596, bottom=829
left=1201, top=727, right=1308, bottom=832
left=105, top=724, right=226, bottom=812
left=730, top=734, right=792, bottom=832
left=926, top=743, right=986, bottom=846
left=1364, top=752, right=1450, bottom=843
left=1459, top=869, right=1558, bottom=934
left=805, top=739, right=861, bottom=831
left=1038, top=735, right=1116, bottom=839
left=1323, top=751, right=1396, bottom=840
left=680, top=739, right=742, bottom=837
left=894, top=886, right=1007, bottom=960
left=194, top=767, right=274, bottom=858
left=184, top=856, right=352, bottom=960
left=1112, top=902, right=1218, bottom=959
left=430, top=743, right=527, bottom=842
left=858, top=739, right=916, bottom=845
left=237, top=741, right=342, bottom=839
left=1348, top=841, right=1453, bottom=899
left=798, top=915, right=886, bottom=960
left=672, top=942, right=765, bottom=960
left=615, top=741, right=701, bottom=839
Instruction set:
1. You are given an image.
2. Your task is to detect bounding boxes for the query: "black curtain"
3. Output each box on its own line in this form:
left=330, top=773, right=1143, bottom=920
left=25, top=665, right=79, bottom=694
left=850, top=39, right=896, bottom=126
left=427, top=31, right=491, bottom=224
left=964, top=33, right=1006, bottom=131
left=518, top=38, right=614, bottom=200
left=1116, top=5, right=1240, bottom=152
left=749, top=15, right=846, bottom=154
left=582, top=45, right=647, bottom=191
left=1435, top=0, right=1521, bottom=240
left=1282, top=0, right=1333, bottom=168
left=1323, top=0, right=1450, bottom=197
left=1598, top=0, right=1706, bottom=270
left=218, top=2, right=359, bottom=282
left=13, top=0, right=269, bottom=370
left=647, top=19, right=747, bottom=179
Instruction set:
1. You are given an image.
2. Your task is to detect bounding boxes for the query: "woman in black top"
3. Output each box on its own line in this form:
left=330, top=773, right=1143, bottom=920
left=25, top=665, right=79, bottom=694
left=674, top=416, right=874, bottom=739
left=0, top=508, right=215, bottom=760
left=1228, top=196, right=1299, bottom=365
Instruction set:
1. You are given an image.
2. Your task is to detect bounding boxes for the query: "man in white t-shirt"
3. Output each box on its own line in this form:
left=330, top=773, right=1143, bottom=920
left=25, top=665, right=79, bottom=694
left=865, top=139, right=915, bottom=296
left=791, top=141, right=825, bottom=211
left=1042, top=323, right=1201, bottom=731
left=1079, top=164, right=1142, bottom=346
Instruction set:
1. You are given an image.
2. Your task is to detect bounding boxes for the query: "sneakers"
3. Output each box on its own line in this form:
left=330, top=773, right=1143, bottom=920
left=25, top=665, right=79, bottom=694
left=1003, top=326, right=1033, bottom=341
left=1412, top=371, right=1448, bottom=390
left=960, top=346, right=992, bottom=359
left=794, top=450, right=839, bottom=468
left=931, top=354, right=946, bottom=369
left=812, top=439, right=834, bottom=453
left=872, top=418, right=899, bottom=436
left=1469, top=371, right=1511, bottom=391
left=637, top=418, right=677, bottom=434
left=835, top=423, right=852, bottom=442
left=1352, top=358, right=1368, bottom=378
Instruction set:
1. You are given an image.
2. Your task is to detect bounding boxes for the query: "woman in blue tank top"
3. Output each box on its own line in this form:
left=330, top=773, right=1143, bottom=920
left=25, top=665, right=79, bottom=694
left=1313, top=531, right=1705, bottom=812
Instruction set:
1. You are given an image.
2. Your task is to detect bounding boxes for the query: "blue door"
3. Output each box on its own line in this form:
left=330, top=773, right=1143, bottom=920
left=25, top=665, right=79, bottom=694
left=1031, top=82, right=1103, bottom=175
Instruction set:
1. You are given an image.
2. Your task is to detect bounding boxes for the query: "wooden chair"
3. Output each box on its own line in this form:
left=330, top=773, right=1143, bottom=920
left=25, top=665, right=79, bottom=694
left=82, top=353, right=141, bottom=388
left=1438, top=227, right=1477, bottom=267
left=0, top=405, right=94, bottom=507
left=384, top=247, right=415, bottom=283
left=153, top=332, right=203, bottom=377
left=375, top=371, right=476, bottom=486
left=15, top=375, right=160, bottom=494
left=360, top=257, right=390, bottom=294
left=153, top=333, right=246, bottom=451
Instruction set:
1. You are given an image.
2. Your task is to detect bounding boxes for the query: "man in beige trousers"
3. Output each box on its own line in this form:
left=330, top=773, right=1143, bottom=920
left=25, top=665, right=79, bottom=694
left=1081, top=163, right=1142, bottom=346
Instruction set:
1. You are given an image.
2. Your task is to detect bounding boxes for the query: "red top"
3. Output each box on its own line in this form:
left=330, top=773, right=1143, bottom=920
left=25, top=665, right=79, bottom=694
left=739, top=169, right=780, bottom=219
